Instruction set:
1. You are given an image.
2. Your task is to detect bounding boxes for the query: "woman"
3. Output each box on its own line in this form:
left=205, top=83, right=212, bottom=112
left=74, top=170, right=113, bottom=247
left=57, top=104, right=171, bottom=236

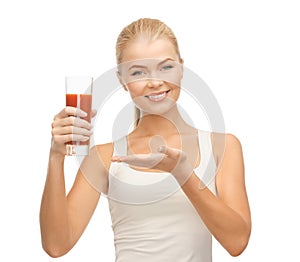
left=40, top=18, right=251, bottom=261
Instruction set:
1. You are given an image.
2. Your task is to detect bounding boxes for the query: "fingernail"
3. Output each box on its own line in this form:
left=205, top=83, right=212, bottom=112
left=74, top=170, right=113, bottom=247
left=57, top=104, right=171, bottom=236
left=80, top=110, right=87, bottom=117
left=158, top=146, right=165, bottom=152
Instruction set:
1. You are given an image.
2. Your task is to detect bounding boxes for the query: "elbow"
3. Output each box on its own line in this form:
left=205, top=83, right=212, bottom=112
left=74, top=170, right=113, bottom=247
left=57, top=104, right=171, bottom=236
left=227, top=232, right=250, bottom=257
left=228, top=245, right=247, bottom=257
left=43, top=247, right=66, bottom=258
left=42, top=242, right=70, bottom=258
left=40, top=229, right=74, bottom=258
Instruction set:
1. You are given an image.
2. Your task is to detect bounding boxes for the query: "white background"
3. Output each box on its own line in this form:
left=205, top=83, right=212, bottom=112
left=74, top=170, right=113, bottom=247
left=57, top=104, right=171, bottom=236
left=1, top=0, right=299, bottom=261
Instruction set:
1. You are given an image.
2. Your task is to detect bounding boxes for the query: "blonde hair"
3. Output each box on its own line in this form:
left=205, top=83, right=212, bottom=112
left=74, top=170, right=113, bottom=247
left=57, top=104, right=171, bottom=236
left=116, top=18, right=182, bottom=127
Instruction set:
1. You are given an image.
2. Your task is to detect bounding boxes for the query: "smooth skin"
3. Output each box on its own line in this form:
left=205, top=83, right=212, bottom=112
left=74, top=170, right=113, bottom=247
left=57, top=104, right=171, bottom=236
left=40, top=39, right=251, bottom=258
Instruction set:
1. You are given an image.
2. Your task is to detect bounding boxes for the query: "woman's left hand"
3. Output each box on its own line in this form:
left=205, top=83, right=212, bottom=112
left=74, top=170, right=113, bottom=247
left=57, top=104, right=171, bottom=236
left=111, top=146, right=193, bottom=184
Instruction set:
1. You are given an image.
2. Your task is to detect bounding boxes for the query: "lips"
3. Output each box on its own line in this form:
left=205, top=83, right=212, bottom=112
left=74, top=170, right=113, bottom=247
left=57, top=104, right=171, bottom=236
left=145, top=90, right=170, bottom=102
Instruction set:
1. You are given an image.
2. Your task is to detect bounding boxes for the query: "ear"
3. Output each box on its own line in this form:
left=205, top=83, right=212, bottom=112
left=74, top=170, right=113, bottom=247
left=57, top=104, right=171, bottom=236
left=116, top=71, right=128, bottom=91
left=179, top=58, right=184, bottom=79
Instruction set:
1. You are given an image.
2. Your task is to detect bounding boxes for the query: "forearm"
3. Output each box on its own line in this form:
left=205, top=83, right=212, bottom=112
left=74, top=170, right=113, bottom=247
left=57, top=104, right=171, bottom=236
left=181, top=172, right=250, bottom=256
left=39, top=150, right=73, bottom=257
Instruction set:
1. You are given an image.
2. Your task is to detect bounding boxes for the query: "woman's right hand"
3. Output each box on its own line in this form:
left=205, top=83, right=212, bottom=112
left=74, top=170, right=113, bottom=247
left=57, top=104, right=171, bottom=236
left=51, top=106, right=94, bottom=156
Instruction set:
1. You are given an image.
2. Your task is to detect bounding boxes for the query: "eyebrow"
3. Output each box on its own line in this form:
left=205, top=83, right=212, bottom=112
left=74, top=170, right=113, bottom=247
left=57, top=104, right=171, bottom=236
left=128, top=58, right=175, bottom=70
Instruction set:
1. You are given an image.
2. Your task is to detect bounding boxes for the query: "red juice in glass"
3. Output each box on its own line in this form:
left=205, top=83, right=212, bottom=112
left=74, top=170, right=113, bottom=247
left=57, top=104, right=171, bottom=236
left=66, top=94, right=92, bottom=146
left=65, top=76, right=93, bottom=155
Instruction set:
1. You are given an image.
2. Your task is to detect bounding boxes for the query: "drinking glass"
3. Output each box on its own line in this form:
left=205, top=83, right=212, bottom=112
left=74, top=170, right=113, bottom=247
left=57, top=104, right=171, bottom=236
left=65, top=76, right=93, bottom=156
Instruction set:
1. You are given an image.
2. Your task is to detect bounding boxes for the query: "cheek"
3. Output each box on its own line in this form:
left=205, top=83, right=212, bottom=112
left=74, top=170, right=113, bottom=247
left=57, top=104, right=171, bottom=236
left=127, top=82, right=146, bottom=97
left=175, top=86, right=181, bottom=97
left=168, top=83, right=181, bottom=98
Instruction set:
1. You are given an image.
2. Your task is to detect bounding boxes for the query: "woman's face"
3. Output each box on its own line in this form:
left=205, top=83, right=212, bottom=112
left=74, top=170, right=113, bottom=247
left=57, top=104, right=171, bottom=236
left=118, top=38, right=183, bottom=115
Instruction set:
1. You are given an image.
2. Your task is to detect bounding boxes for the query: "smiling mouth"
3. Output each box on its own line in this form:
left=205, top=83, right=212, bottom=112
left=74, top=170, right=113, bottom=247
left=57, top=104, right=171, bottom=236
left=145, top=90, right=170, bottom=102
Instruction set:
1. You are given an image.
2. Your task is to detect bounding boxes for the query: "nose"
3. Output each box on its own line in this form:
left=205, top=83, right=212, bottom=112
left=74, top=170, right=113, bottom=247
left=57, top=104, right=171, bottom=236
left=146, top=79, right=163, bottom=88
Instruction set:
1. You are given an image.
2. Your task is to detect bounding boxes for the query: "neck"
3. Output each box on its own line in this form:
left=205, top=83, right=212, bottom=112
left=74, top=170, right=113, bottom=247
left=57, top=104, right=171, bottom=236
left=135, top=104, right=192, bottom=137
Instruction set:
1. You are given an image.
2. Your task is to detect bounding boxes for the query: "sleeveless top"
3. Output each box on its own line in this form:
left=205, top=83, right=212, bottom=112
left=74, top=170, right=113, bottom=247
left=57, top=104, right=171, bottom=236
left=107, top=130, right=217, bottom=262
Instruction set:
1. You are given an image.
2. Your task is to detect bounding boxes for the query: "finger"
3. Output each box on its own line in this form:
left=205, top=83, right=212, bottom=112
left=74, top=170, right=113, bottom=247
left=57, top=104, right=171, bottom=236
left=55, top=107, right=87, bottom=120
left=158, top=145, right=181, bottom=160
left=149, top=135, right=166, bottom=153
left=111, top=153, right=165, bottom=168
left=112, top=154, right=162, bottom=162
left=91, top=109, right=97, bottom=118
left=52, top=134, right=90, bottom=144
left=52, top=116, right=92, bottom=129
left=111, top=155, right=144, bottom=163
left=52, top=126, right=93, bottom=137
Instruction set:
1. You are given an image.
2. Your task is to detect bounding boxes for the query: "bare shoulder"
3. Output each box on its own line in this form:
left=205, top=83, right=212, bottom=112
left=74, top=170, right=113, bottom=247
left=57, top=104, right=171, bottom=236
left=222, top=133, right=244, bottom=167
left=77, top=142, right=114, bottom=194
left=211, top=132, right=246, bottom=198
left=210, top=132, right=243, bottom=167
left=224, top=133, right=242, bottom=149
left=93, top=142, right=114, bottom=171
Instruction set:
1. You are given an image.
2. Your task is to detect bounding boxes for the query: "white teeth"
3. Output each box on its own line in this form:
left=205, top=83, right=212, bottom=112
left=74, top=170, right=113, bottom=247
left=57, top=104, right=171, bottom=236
left=147, top=91, right=167, bottom=101
left=149, top=93, right=165, bottom=99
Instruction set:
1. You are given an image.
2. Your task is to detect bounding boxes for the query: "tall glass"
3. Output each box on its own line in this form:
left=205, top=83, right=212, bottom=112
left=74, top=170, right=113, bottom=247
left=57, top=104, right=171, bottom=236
left=65, top=76, right=93, bottom=156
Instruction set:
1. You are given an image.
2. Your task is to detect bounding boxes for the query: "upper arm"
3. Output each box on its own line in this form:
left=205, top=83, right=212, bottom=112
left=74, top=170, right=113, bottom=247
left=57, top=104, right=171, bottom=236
left=212, top=133, right=251, bottom=228
left=66, top=143, right=114, bottom=246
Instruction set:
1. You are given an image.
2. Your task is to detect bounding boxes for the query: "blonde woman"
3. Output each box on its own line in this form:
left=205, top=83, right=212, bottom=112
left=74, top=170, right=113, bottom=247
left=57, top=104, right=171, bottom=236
left=40, top=18, right=251, bottom=261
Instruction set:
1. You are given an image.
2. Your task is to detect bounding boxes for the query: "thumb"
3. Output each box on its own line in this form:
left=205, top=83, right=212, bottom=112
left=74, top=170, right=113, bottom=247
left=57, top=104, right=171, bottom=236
left=158, top=145, right=181, bottom=160
left=91, top=109, right=97, bottom=118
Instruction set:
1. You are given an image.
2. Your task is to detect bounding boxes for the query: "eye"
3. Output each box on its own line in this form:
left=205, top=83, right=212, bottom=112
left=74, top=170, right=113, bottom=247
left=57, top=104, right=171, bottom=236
left=161, top=65, right=174, bottom=71
left=130, top=70, right=145, bottom=76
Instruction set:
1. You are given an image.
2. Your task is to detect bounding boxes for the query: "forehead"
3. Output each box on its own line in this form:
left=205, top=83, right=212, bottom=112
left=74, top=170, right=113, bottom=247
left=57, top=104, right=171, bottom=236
left=121, top=38, right=178, bottom=62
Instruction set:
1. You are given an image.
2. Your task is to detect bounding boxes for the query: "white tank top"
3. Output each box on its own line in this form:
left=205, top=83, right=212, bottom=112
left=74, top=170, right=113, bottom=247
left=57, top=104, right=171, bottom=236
left=107, top=130, right=217, bottom=262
